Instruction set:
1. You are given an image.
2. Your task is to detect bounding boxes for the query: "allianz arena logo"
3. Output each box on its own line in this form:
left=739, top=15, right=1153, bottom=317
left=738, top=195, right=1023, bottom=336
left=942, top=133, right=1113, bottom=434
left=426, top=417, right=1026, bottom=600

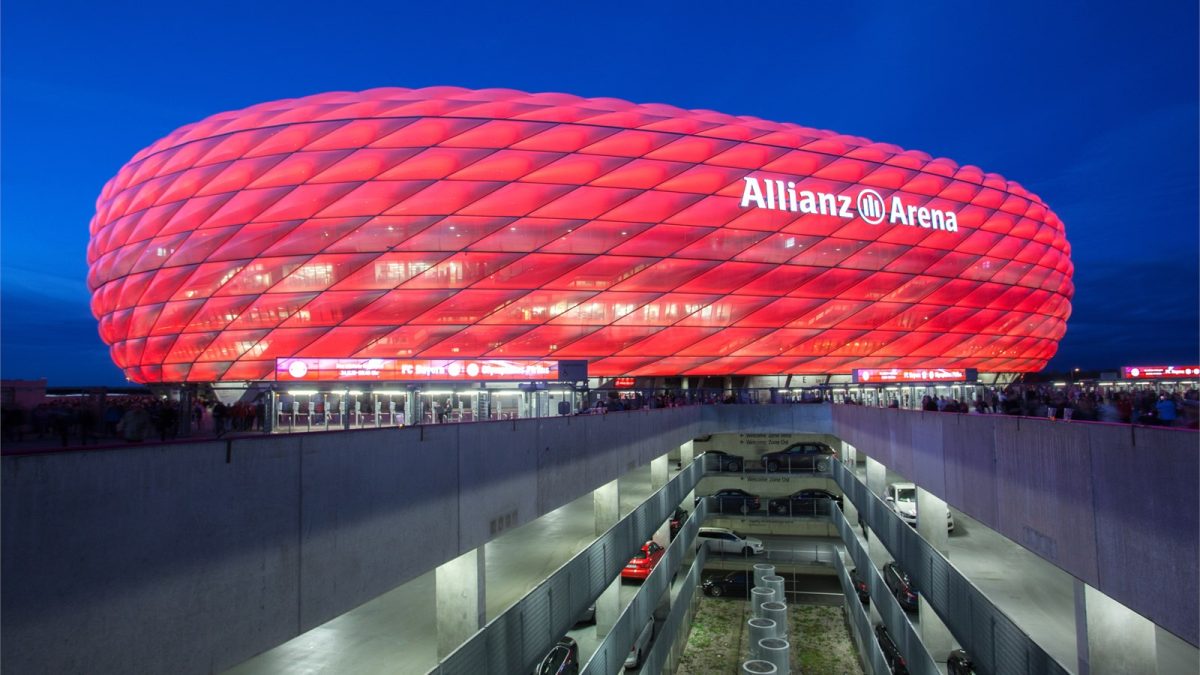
left=739, top=176, right=959, bottom=232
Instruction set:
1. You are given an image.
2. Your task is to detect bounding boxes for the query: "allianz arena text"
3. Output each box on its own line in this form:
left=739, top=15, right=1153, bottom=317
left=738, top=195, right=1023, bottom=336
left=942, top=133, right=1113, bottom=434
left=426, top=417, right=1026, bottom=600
left=87, top=87, right=1073, bottom=384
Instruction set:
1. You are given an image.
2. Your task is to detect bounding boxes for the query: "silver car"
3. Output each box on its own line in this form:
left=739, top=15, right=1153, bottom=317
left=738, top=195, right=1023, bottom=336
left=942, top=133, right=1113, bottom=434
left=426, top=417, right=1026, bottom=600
left=697, top=526, right=765, bottom=555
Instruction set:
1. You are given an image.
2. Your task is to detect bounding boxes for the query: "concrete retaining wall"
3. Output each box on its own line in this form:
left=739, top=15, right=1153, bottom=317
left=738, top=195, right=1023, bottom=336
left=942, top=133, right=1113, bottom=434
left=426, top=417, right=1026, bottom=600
left=2, top=408, right=702, bottom=674
left=6, top=402, right=1193, bottom=674
left=832, top=406, right=1199, bottom=647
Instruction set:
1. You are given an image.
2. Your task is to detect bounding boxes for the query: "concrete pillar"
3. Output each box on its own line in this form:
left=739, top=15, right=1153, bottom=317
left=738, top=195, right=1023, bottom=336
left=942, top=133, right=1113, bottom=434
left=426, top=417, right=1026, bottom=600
left=916, top=487, right=950, bottom=557
left=435, top=547, right=485, bottom=658
left=405, top=391, right=418, bottom=425
left=842, top=442, right=857, bottom=470
left=596, top=576, right=622, bottom=636
left=651, top=454, right=669, bottom=490
left=1155, top=624, right=1200, bottom=674
left=867, top=528, right=889, bottom=570
left=680, top=440, right=695, bottom=467
left=1075, top=579, right=1158, bottom=675
left=595, top=479, right=621, bottom=635
left=594, top=478, right=620, bottom=536
left=681, top=440, right=696, bottom=505
left=842, top=495, right=860, bottom=536
left=918, top=596, right=955, bottom=664
left=865, top=456, right=886, bottom=499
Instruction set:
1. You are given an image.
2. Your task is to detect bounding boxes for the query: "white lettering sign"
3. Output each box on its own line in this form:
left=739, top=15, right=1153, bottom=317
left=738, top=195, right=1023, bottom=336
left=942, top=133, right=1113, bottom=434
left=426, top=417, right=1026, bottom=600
left=739, top=176, right=958, bottom=232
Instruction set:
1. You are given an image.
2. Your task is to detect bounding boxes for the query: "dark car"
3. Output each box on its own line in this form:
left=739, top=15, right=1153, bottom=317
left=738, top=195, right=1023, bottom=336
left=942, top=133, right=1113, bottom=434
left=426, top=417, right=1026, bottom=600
left=704, top=488, right=761, bottom=514
left=767, top=488, right=843, bottom=516
left=948, top=648, right=974, bottom=675
left=883, top=562, right=918, bottom=612
left=874, top=624, right=909, bottom=675
left=572, top=604, right=596, bottom=628
left=848, top=568, right=869, bottom=605
left=536, top=636, right=580, bottom=675
left=701, top=570, right=750, bottom=598
left=702, top=450, right=744, bottom=472
left=760, top=442, right=837, bottom=473
left=669, top=507, right=688, bottom=540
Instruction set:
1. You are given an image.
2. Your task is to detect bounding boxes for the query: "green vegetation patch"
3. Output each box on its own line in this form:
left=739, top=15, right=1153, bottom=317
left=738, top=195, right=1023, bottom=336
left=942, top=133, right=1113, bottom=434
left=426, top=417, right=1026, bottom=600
left=678, top=599, right=864, bottom=674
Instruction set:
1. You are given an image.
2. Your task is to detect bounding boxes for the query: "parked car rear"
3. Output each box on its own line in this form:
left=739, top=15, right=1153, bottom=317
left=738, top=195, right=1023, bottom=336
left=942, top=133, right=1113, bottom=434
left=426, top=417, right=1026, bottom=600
left=883, top=562, right=918, bottom=612
left=625, top=617, right=654, bottom=669
left=535, top=636, right=579, bottom=675
left=874, top=624, right=909, bottom=675
left=621, top=541, right=665, bottom=581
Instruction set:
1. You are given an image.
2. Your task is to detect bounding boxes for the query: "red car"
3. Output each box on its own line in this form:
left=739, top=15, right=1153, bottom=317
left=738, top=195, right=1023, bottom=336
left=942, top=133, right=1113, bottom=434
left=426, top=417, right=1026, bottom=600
left=621, top=541, right=665, bottom=581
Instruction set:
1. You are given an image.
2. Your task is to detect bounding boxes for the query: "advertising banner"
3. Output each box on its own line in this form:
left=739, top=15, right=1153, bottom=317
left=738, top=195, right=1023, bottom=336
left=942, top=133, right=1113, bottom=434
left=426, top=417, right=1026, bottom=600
left=275, top=358, right=563, bottom=382
left=1121, top=365, right=1200, bottom=380
left=852, top=368, right=978, bottom=384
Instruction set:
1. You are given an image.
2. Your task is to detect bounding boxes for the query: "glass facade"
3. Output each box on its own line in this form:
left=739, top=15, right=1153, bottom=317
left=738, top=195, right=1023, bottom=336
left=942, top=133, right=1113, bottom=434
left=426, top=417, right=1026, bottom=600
left=88, top=87, right=1073, bottom=383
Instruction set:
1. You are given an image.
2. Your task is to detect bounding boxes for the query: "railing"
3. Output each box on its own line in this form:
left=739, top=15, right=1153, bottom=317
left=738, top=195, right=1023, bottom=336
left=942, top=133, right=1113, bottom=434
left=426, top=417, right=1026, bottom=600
left=830, top=492, right=939, bottom=675
left=428, top=459, right=703, bottom=674
left=833, top=552, right=892, bottom=675
left=641, top=543, right=707, bottom=674
left=832, top=460, right=1073, bottom=675
left=580, top=500, right=708, bottom=675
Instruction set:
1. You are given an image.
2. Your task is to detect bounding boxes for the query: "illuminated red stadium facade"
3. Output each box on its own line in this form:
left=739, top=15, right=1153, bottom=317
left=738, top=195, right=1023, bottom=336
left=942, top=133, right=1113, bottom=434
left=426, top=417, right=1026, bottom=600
left=87, top=87, right=1073, bottom=384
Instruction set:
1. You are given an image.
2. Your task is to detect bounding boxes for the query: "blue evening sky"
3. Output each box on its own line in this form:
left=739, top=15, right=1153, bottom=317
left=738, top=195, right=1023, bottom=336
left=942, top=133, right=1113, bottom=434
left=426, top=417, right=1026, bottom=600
left=2, top=0, right=1196, bottom=385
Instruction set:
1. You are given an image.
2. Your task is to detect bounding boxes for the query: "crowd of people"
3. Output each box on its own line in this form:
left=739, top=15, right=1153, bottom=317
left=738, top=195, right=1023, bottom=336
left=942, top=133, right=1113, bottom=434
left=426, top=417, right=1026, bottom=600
left=886, top=384, right=1200, bottom=428
left=0, top=395, right=269, bottom=447
left=2, top=382, right=1196, bottom=448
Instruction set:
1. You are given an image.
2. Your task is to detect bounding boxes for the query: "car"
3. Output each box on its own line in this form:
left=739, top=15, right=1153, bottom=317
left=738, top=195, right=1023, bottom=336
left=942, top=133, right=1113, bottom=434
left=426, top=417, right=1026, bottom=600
left=760, top=442, right=837, bottom=473
left=874, top=624, right=909, bottom=675
left=884, top=482, right=955, bottom=531
left=621, top=540, right=665, bottom=581
left=702, top=570, right=751, bottom=598
left=535, top=636, right=580, bottom=675
left=702, top=450, right=743, bottom=472
left=572, top=604, right=596, bottom=628
left=883, top=562, right=918, bottom=612
left=767, top=488, right=844, bottom=516
left=669, top=507, right=687, bottom=540
left=948, top=648, right=974, bottom=674
left=697, top=526, right=764, bottom=555
left=704, top=488, right=761, bottom=514
left=848, top=568, right=869, bottom=605
left=624, top=617, right=654, bottom=670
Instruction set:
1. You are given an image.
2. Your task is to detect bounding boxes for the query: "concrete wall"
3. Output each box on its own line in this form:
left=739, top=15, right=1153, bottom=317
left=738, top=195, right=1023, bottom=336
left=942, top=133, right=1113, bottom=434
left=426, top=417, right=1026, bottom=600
left=2, top=408, right=702, bottom=674
left=831, top=406, right=1199, bottom=647
left=5, top=402, right=1194, bottom=674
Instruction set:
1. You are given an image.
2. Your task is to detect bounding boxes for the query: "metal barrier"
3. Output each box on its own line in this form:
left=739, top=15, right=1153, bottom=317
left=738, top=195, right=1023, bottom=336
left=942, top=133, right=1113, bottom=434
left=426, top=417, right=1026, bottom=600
left=428, top=459, right=703, bottom=675
left=833, top=553, right=892, bottom=675
left=831, top=494, right=939, bottom=675
left=642, top=544, right=708, bottom=674
left=581, top=500, right=709, bottom=675
left=832, top=461, right=1073, bottom=675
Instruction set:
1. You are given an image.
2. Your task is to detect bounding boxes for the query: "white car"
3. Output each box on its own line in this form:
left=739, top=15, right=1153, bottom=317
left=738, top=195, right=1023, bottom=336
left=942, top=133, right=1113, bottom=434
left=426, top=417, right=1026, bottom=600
left=625, top=617, right=654, bottom=669
left=884, top=482, right=954, bottom=532
left=697, top=527, right=765, bottom=555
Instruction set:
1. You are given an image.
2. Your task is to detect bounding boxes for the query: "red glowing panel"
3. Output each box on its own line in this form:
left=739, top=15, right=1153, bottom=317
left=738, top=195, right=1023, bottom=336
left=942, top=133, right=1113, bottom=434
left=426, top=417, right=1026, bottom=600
left=89, top=87, right=1072, bottom=382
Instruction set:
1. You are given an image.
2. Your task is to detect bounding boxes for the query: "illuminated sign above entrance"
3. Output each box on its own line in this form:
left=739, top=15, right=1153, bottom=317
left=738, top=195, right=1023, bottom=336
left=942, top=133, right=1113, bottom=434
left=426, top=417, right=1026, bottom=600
left=740, top=175, right=960, bottom=232
left=852, top=368, right=978, bottom=384
left=1121, top=365, right=1200, bottom=380
left=275, top=358, right=563, bottom=382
